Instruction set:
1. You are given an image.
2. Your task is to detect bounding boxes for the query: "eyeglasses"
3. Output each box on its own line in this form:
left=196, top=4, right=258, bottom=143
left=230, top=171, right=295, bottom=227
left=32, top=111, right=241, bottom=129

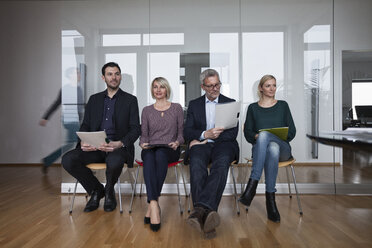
left=203, top=82, right=221, bottom=90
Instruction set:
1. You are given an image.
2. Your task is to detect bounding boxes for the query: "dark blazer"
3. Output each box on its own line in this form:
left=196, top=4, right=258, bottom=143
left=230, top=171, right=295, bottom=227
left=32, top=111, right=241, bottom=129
left=79, top=88, right=141, bottom=167
left=183, top=94, right=239, bottom=164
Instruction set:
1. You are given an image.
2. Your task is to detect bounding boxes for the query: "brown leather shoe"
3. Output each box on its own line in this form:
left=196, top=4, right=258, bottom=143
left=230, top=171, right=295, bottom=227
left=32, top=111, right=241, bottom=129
left=203, top=209, right=220, bottom=233
left=187, top=207, right=205, bottom=233
left=204, top=229, right=217, bottom=239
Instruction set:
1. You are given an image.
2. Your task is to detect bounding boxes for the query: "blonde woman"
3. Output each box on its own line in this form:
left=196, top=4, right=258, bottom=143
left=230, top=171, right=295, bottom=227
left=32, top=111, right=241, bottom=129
left=139, top=77, right=184, bottom=231
left=239, top=75, right=296, bottom=223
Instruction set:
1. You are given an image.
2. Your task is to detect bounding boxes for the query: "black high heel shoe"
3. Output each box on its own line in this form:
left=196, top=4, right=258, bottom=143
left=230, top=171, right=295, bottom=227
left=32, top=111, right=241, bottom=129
left=239, top=178, right=259, bottom=207
left=150, top=223, right=161, bottom=232
left=266, top=192, right=280, bottom=223
left=144, top=216, right=150, bottom=224
left=150, top=205, right=161, bottom=232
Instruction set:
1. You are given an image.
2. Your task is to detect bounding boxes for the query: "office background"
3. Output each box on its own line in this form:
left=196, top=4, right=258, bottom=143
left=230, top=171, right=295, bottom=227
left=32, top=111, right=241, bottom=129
left=0, top=0, right=371, bottom=193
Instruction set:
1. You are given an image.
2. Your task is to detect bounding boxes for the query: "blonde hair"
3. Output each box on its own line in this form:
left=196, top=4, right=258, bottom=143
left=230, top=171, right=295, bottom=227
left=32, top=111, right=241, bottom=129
left=151, top=77, right=171, bottom=100
left=258, top=74, right=276, bottom=99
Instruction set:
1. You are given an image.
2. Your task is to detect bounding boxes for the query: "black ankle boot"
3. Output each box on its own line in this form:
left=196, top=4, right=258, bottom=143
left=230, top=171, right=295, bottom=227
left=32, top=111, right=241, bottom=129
left=238, top=178, right=258, bottom=207
left=266, top=192, right=280, bottom=223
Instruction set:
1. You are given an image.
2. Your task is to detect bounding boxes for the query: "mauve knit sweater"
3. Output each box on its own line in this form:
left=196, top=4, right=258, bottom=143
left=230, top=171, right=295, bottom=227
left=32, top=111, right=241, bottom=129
left=140, top=103, right=184, bottom=145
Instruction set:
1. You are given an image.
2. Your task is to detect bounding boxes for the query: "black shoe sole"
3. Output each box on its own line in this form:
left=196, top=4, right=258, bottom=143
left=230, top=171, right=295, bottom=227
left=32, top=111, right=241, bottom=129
left=204, top=229, right=217, bottom=239
left=84, top=206, right=99, bottom=212
left=150, top=223, right=161, bottom=232
left=187, top=217, right=203, bottom=233
left=268, top=216, right=281, bottom=223
left=104, top=205, right=116, bottom=212
left=238, top=197, right=252, bottom=207
left=203, top=211, right=220, bottom=233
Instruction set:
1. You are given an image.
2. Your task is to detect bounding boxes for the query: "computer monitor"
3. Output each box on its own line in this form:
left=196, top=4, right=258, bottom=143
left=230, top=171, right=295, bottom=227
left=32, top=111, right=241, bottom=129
left=355, top=105, right=372, bottom=121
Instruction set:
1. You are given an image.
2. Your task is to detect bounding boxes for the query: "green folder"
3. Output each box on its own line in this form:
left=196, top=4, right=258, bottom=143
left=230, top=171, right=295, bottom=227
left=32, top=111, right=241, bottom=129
left=259, top=127, right=289, bottom=141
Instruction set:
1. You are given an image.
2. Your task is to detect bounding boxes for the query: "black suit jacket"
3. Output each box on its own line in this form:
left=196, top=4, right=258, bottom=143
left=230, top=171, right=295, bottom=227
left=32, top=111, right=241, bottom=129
left=79, top=88, right=141, bottom=167
left=183, top=94, right=239, bottom=164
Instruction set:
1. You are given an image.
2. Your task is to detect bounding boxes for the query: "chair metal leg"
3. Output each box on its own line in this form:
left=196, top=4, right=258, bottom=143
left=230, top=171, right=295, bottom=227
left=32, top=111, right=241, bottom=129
left=129, top=169, right=134, bottom=191
left=140, top=169, right=146, bottom=197
left=188, top=191, right=192, bottom=213
left=174, top=166, right=183, bottom=214
left=230, top=166, right=240, bottom=215
left=69, top=180, right=78, bottom=214
left=243, top=166, right=250, bottom=212
left=139, top=178, right=143, bottom=197
left=285, top=166, right=292, bottom=198
left=140, top=178, right=146, bottom=198
left=117, top=178, right=123, bottom=214
left=290, top=164, right=303, bottom=215
left=129, top=166, right=140, bottom=213
left=179, top=164, right=188, bottom=196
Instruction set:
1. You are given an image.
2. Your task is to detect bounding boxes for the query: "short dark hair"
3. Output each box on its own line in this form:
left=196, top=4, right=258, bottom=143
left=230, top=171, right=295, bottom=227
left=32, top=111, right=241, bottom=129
left=101, top=62, right=121, bottom=76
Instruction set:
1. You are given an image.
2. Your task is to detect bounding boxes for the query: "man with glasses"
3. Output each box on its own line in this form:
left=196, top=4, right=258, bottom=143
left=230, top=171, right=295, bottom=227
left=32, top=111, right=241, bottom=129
left=184, top=69, right=239, bottom=239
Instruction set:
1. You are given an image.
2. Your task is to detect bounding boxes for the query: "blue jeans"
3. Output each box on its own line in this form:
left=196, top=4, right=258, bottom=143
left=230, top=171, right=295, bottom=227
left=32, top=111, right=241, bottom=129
left=250, top=131, right=292, bottom=193
left=43, top=122, right=80, bottom=167
left=141, top=147, right=180, bottom=203
left=189, top=142, right=235, bottom=211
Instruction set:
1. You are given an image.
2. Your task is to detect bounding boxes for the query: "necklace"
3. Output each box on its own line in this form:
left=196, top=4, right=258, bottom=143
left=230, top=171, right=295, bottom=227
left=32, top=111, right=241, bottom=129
left=161, top=112, right=164, bottom=117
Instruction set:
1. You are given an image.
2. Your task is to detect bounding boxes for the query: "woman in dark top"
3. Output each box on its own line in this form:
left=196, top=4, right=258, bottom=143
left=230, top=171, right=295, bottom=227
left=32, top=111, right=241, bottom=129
left=239, top=75, right=296, bottom=223
left=139, top=77, right=184, bottom=232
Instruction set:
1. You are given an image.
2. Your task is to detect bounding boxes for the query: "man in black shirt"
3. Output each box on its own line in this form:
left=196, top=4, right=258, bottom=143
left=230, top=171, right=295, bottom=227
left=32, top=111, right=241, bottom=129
left=62, top=62, right=140, bottom=212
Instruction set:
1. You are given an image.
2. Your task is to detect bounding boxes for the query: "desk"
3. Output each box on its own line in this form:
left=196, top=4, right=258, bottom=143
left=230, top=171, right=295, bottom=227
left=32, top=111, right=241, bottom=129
left=307, top=130, right=372, bottom=152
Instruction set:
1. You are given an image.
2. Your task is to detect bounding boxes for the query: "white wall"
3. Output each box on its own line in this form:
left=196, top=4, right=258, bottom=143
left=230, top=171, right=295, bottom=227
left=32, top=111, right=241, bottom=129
left=0, top=2, right=62, bottom=163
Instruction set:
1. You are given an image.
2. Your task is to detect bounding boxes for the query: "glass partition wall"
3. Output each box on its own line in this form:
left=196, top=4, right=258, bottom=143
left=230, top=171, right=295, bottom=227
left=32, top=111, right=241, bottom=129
left=61, top=0, right=342, bottom=195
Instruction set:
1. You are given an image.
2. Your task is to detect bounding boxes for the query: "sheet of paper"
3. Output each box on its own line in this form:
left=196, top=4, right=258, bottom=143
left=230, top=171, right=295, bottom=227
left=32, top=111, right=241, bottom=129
left=215, top=101, right=241, bottom=129
left=76, top=131, right=107, bottom=148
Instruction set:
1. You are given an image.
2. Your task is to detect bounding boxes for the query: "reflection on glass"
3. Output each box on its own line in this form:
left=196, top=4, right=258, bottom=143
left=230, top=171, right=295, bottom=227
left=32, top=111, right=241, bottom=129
left=210, top=33, right=239, bottom=100
left=303, top=25, right=331, bottom=159
left=143, top=33, right=184, bottom=46
left=62, top=30, right=85, bottom=125
left=242, top=32, right=284, bottom=103
left=60, top=30, right=85, bottom=157
left=304, top=25, right=331, bottom=43
left=147, top=52, right=181, bottom=105
left=102, top=34, right=141, bottom=46
left=106, top=53, right=137, bottom=95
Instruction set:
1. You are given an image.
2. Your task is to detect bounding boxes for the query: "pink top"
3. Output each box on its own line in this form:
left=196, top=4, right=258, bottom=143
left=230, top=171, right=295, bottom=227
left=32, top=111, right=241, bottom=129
left=140, top=103, right=184, bottom=145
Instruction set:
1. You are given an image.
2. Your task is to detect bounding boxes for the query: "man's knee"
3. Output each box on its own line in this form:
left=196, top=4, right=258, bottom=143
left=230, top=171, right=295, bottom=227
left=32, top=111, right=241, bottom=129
left=190, top=154, right=208, bottom=168
left=211, top=156, right=231, bottom=172
left=106, top=154, right=125, bottom=172
left=62, top=149, right=79, bottom=172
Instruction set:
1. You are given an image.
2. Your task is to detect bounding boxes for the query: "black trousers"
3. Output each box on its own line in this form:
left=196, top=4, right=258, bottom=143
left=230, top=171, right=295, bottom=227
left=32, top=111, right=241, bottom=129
left=141, top=147, right=180, bottom=203
left=62, top=147, right=127, bottom=195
